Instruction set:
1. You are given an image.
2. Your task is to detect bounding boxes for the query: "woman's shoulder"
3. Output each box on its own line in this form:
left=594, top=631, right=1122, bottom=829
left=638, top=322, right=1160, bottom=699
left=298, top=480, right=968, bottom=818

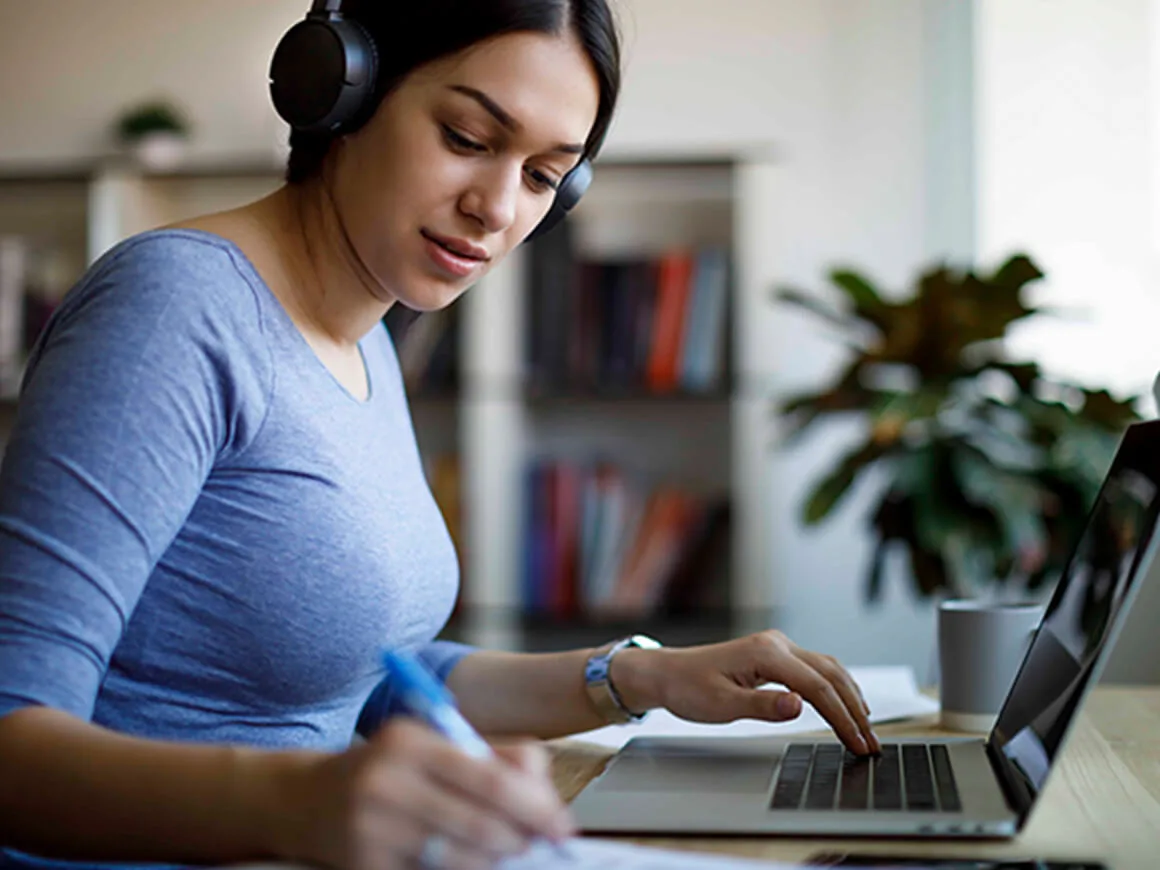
left=97, top=224, right=248, bottom=265
left=18, top=227, right=279, bottom=452
left=79, top=227, right=268, bottom=321
left=37, top=228, right=285, bottom=379
left=29, top=227, right=277, bottom=395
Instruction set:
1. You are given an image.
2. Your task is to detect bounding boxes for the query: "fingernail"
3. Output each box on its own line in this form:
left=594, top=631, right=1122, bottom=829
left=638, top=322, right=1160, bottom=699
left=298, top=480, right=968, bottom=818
left=855, top=735, right=869, bottom=754
left=776, top=694, right=799, bottom=716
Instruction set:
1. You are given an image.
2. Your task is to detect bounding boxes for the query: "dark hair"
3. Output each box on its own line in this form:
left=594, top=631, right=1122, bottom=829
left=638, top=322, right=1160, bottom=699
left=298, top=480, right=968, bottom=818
left=284, top=0, right=621, bottom=184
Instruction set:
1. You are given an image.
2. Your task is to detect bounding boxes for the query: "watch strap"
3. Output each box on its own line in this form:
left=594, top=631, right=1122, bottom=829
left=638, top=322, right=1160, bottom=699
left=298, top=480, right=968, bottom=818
left=583, top=634, right=661, bottom=724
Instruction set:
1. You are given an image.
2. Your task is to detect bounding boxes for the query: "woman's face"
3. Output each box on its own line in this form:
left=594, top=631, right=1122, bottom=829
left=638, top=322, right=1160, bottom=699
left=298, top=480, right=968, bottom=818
left=329, top=30, right=601, bottom=311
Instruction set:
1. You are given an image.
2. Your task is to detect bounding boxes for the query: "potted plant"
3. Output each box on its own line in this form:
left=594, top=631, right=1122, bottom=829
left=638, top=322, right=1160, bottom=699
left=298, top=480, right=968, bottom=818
left=774, top=254, right=1140, bottom=603
left=113, top=99, right=192, bottom=170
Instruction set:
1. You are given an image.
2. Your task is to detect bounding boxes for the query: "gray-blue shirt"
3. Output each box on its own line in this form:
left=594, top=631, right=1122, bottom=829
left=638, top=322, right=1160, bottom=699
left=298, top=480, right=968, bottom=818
left=0, top=229, right=473, bottom=867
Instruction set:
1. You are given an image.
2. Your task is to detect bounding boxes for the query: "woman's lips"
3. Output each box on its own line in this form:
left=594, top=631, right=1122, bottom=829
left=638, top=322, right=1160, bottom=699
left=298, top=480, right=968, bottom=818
left=422, top=230, right=489, bottom=260
left=421, top=231, right=486, bottom=279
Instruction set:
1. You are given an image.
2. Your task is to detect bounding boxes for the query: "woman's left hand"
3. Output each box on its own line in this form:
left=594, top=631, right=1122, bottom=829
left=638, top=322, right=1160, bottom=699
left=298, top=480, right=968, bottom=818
left=610, top=631, right=881, bottom=756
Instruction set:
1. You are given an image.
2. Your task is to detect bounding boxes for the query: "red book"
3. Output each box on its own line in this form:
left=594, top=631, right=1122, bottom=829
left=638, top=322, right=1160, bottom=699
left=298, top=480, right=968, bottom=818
left=646, top=251, right=695, bottom=392
left=611, top=489, right=689, bottom=615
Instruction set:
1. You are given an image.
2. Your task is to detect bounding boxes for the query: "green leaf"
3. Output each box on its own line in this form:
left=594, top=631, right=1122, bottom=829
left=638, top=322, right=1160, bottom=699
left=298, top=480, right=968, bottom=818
left=953, top=447, right=1047, bottom=566
left=1077, top=388, right=1141, bottom=430
left=802, top=440, right=890, bottom=524
left=868, top=492, right=919, bottom=599
left=116, top=100, right=191, bottom=140
left=870, top=389, right=944, bottom=432
left=829, top=270, right=891, bottom=331
left=889, top=446, right=936, bottom=498
left=989, top=253, right=1045, bottom=291
left=774, top=287, right=856, bottom=333
left=908, top=545, right=951, bottom=598
left=777, top=362, right=874, bottom=442
left=866, top=536, right=888, bottom=603
left=956, top=272, right=1040, bottom=346
left=803, top=464, right=859, bottom=525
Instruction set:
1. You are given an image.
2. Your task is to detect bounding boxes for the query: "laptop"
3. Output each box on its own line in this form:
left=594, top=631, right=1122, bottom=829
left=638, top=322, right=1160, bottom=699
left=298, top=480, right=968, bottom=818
left=571, top=419, right=1160, bottom=838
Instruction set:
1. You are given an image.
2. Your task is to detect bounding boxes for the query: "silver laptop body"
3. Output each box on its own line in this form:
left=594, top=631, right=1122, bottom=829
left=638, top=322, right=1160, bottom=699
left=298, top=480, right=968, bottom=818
left=571, top=420, right=1160, bottom=838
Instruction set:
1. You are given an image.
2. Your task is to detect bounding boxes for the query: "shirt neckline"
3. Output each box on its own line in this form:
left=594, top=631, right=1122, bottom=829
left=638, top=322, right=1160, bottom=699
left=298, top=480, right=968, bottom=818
left=153, top=227, right=376, bottom=407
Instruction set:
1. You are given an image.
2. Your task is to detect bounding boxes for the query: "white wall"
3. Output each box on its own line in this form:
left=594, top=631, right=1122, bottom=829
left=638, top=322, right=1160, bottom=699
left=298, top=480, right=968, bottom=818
left=977, top=0, right=1160, bottom=404
left=0, top=0, right=990, bottom=675
left=0, top=1, right=297, bottom=166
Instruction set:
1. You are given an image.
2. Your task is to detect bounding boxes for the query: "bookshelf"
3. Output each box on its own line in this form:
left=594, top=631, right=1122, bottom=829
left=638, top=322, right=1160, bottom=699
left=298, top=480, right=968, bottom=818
left=0, top=152, right=781, bottom=653
left=0, top=172, right=91, bottom=398
left=458, top=155, right=779, bottom=652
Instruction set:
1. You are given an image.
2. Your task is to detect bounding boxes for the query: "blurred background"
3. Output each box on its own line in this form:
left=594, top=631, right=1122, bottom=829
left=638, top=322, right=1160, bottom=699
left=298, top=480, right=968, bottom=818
left=1, top=0, right=1158, bottom=682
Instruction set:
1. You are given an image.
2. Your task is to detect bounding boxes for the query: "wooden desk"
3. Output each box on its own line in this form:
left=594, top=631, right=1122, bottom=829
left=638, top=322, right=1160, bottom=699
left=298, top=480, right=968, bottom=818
left=549, top=686, right=1160, bottom=870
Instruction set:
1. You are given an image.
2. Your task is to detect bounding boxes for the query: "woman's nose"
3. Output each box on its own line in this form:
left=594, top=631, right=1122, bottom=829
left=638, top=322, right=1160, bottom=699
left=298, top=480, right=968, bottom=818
left=460, top=164, right=521, bottom=235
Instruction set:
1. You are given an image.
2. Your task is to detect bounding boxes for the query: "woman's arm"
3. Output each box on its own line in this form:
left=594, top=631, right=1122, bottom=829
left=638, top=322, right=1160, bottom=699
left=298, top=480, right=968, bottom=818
left=445, top=633, right=881, bottom=754
left=0, top=706, right=304, bottom=862
left=0, top=705, right=573, bottom=869
left=443, top=645, right=664, bottom=740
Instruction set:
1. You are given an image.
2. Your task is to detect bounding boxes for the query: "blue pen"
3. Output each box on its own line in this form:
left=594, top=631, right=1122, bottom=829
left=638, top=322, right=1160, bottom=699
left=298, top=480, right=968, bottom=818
left=381, top=649, right=574, bottom=861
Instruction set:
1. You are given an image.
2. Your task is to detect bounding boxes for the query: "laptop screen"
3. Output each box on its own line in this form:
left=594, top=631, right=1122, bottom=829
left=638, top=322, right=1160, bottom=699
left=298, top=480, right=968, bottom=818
left=988, top=420, right=1160, bottom=814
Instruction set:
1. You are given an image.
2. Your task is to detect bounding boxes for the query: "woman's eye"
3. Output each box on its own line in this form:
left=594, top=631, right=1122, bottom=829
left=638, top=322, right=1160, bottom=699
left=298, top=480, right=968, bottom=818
left=442, top=125, right=486, bottom=153
left=526, top=168, right=560, bottom=193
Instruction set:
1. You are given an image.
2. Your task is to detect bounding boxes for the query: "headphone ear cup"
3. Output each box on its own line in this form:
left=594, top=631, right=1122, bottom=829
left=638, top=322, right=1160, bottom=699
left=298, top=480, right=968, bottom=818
left=525, top=158, right=594, bottom=243
left=341, top=17, right=380, bottom=130
left=269, top=15, right=378, bottom=134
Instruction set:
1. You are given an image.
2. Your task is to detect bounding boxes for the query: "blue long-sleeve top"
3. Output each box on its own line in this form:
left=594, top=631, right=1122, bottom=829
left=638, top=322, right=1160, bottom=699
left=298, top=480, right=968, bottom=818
left=0, top=228, right=474, bottom=868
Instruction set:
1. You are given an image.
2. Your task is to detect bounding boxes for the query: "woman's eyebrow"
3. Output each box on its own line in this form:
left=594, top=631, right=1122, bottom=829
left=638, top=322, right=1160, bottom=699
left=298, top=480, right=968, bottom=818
left=446, top=84, right=585, bottom=155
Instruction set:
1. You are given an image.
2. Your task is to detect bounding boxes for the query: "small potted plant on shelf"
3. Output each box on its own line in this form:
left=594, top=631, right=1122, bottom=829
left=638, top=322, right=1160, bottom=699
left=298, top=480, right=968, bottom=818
left=773, top=253, right=1141, bottom=603
left=113, top=99, right=192, bottom=171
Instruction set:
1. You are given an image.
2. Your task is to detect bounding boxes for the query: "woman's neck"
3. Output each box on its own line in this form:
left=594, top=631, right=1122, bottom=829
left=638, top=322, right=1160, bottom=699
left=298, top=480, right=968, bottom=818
left=252, top=178, right=393, bottom=350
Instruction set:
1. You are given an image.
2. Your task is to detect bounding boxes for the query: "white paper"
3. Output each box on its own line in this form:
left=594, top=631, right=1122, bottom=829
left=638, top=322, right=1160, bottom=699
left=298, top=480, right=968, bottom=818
left=230, top=839, right=816, bottom=870
left=571, top=665, right=939, bottom=750
left=501, top=837, right=810, bottom=868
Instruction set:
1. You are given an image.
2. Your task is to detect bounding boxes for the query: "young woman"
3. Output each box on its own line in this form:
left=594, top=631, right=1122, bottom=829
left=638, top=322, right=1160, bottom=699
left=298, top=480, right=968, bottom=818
left=0, top=2, right=879, bottom=869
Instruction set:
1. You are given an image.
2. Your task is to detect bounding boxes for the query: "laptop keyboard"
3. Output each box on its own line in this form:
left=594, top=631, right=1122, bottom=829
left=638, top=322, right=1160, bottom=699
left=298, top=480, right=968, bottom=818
left=770, top=743, right=962, bottom=812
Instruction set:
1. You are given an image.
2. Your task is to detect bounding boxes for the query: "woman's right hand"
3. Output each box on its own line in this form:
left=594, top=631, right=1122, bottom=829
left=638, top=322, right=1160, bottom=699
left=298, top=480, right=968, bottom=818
left=281, top=718, right=576, bottom=870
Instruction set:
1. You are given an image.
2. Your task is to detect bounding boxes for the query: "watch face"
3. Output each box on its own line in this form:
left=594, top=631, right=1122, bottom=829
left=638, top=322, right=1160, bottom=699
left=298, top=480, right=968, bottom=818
left=629, top=634, right=663, bottom=650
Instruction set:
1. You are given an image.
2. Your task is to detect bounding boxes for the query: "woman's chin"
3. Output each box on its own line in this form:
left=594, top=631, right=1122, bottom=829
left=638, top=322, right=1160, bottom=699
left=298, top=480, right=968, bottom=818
left=395, top=281, right=467, bottom=313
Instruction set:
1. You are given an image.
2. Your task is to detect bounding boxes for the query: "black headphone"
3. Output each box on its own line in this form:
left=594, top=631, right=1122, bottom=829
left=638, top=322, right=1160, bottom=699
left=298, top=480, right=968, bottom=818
left=268, top=0, right=592, bottom=242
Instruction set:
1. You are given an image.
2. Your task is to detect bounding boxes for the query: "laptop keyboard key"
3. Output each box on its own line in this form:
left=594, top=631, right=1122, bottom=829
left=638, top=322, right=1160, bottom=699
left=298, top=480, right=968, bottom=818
left=873, top=744, right=903, bottom=810
left=930, top=744, right=963, bottom=812
left=838, top=750, right=871, bottom=809
left=770, top=778, right=807, bottom=808
left=803, top=745, right=843, bottom=809
left=902, top=744, right=937, bottom=810
left=770, top=744, right=813, bottom=809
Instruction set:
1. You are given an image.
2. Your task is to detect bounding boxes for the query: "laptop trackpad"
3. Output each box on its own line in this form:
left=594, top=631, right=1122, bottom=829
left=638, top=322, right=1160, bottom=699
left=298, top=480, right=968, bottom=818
left=600, top=751, right=776, bottom=794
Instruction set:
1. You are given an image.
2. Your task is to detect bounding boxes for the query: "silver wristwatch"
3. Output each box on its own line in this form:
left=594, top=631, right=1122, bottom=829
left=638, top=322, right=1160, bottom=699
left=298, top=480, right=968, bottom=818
left=583, top=634, right=663, bottom=724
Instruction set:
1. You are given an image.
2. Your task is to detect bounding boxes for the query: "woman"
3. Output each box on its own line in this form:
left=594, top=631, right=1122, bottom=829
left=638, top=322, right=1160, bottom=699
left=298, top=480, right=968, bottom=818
left=0, top=2, right=879, bottom=869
